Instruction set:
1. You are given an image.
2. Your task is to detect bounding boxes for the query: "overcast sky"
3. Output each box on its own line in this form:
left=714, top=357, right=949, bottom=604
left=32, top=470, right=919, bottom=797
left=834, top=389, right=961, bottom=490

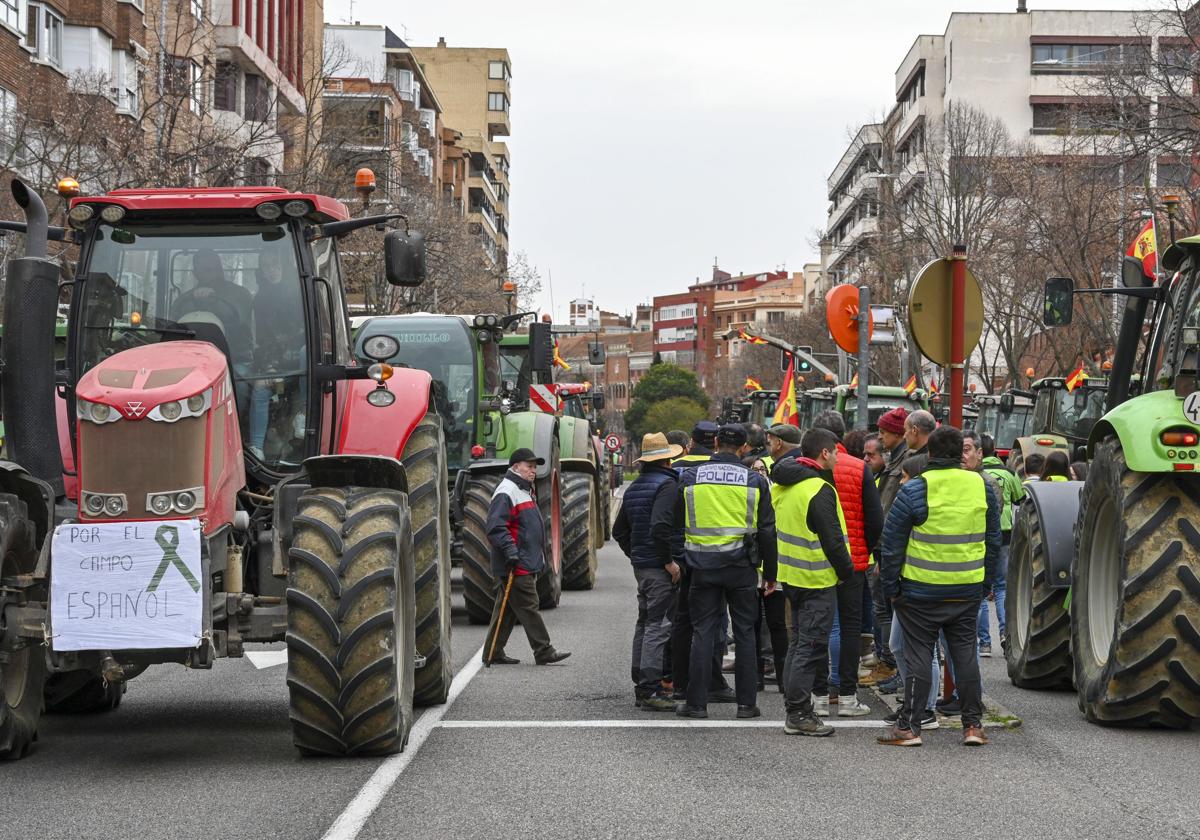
left=324, top=0, right=1147, bottom=320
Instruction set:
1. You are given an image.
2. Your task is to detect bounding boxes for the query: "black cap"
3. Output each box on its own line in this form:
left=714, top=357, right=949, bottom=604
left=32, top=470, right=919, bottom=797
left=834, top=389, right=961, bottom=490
left=692, top=420, right=719, bottom=444
left=508, top=447, right=545, bottom=466
left=717, top=423, right=748, bottom=446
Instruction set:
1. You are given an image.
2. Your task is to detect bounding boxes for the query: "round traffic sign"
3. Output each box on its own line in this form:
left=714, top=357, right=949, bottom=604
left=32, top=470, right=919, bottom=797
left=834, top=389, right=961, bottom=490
left=604, top=434, right=622, bottom=453
left=825, top=284, right=874, bottom=354
left=908, top=258, right=984, bottom=366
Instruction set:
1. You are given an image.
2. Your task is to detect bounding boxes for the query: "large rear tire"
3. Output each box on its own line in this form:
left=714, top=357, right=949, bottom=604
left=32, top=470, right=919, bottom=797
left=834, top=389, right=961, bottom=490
left=1005, top=498, right=1073, bottom=689
left=561, top=472, right=597, bottom=591
left=1008, top=446, right=1026, bottom=480
left=1072, top=438, right=1200, bottom=727
left=536, top=439, right=563, bottom=610
left=0, top=495, right=44, bottom=759
left=285, top=487, right=416, bottom=756
left=461, top=472, right=504, bottom=625
left=402, top=414, right=452, bottom=707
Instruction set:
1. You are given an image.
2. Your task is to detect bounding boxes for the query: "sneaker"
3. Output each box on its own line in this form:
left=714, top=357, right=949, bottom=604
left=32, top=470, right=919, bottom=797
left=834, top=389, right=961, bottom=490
left=784, top=713, right=834, bottom=736
left=884, top=708, right=900, bottom=724
left=963, top=725, right=989, bottom=746
left=860, top=662, right=897, bottom=686
left=979, top=643, right=993, bottom=658
left=249, top=445, right=266, bottom=461
left=837, top=696, right=872, bottom=717
left=640, top=692, right=676, bottom=712
left=877, top=726, right=922, bottom=746
left=936, top=698, right=962, bottom=717
left=675, top=704, right=708, bottom=719
left=919, top=710, right=940, bottom=731
left=999, top=634, right=1009, bottom=654
left=813, top=696, right=830, bottom=717
left=708, top=687, right=738, bottom=704
left=875, top=674, right=903, bottom=695
left=736, top=705, right=762, bottom=719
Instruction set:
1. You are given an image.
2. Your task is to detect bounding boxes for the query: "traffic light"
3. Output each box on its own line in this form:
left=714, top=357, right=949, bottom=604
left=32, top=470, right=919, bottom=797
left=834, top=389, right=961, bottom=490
left=796, top=346, right=813, bottom=373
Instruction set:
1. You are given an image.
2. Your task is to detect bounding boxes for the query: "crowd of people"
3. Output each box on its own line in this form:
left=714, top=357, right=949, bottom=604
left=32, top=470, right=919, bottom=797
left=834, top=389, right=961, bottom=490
left=609, top=407, right=1045, bottom=747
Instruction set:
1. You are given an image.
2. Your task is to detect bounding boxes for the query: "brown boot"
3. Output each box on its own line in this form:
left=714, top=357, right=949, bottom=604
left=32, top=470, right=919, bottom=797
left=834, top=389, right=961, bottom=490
left=963, top=725, right=989, bottom=746
left=877, top=726, right=922, bottom=747
left=860, top=662, right=897, bottom=686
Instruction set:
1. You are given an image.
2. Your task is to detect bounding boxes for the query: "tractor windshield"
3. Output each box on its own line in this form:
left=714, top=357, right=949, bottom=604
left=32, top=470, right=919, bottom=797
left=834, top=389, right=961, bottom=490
left=974, top=403, right=1032, bottom=451
left=77, top=221, right=309, bottom=468
left=844, top=399, right=916, bottom=432
left=357, top=317, right=476, bottom=470
left=499, top=342, right=532, bottom=394
left=1037, top=386, right=1105, bottom=440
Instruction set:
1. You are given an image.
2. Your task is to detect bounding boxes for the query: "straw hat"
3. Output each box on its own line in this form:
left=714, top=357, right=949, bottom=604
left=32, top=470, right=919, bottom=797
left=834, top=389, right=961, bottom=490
left=635, top=432, right=685, bottom=463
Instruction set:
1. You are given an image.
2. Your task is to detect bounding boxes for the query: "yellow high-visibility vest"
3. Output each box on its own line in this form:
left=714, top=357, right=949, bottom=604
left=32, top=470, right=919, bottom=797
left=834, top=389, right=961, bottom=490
left=683, top=462, right=759, bottom=557
left=774, top=476, right=845, bottom=589
left=902, top=469, right=987, bottom=586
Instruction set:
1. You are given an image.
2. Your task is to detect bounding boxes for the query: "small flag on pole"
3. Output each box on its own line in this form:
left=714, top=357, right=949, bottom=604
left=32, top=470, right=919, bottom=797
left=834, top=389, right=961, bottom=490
left=744, top=377, right=762, bottom=391
left=553, top=340, right=571, bottom=371
left=772, top=360, right=799, bottom=426
left=1126, top=218, right=1158, bottom=281
left=849, top=373, right=859, bottom=388
left=929, top=380, right=940, bottom=396
left=903, top=375, right=917, bottom=395
left=1065, top=362, right=1087, bottom=392
left=738, top=328, right=768, bottom=345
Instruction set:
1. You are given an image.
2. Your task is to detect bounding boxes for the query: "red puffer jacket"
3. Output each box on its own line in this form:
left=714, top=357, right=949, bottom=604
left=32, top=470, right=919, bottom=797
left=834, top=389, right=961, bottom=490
left=833, top=443, right=869, bottom=571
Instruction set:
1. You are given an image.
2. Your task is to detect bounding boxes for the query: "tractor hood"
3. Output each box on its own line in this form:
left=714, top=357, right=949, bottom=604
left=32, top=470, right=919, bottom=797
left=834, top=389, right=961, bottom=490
left=75, top=341, right=230, bottom=421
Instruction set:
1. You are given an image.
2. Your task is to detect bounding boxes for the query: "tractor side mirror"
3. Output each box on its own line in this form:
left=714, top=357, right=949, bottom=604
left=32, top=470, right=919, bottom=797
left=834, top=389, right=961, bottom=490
left=999, top=393, right=1015, bottom=414
left=384, top=229, right=426, bottom=286
left=529, top=322, right=553, bottom=374
left=589, top=342, right=606, bottom=365
left=592, top=390, right=606, bottom=410
left=1074, top=390, right=1090, bottom=411
left=1121, top=255, right=1149, bottom=289
left=1044, top=277, right=1073, bottom=327
left=781, top=350, right=791, bottom=372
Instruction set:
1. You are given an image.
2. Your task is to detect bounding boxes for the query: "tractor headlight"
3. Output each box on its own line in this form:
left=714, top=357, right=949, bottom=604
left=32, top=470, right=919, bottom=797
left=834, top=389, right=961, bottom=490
left=68, top=204, right=95, bottom=227
left=148, top=389, right=210, bottom=422
left=499, top=398, right=513, bottom=415
left=158, top=400, right=182, bottom=421
left=84, top=493, right=105, bottom=515
left=91, top=402, right=112, bottom=422
left=256, top=202, right=282, bottom=220
left=149, top=494, right=173, bottom=515
left=104, top=496, right=125, bottom=516
left=366, top=388, right=396, bottom=408
left=99, top=205, right=126, bottom=224
left=174, top=490, right=197, bottom=513
left=145, top=487, right=204, bottom=516
left=187, top=394, right=205, bottom=413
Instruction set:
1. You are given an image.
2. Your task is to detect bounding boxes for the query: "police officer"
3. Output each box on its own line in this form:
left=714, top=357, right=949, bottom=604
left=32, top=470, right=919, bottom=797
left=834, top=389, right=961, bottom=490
left=878, top=426, right=1000, bottom=747
left=674, top=424, right=777, bottom=719
left=674, top=420, right=719, bottom=468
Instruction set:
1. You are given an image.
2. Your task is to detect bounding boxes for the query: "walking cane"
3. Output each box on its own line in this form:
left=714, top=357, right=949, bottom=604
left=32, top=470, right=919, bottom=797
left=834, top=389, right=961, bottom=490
left=485, top=572, right=516, bottom=668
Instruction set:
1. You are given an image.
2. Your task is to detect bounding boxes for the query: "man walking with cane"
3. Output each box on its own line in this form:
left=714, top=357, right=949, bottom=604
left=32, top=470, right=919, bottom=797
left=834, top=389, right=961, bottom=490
left=483, top=448, right=571, bottom=666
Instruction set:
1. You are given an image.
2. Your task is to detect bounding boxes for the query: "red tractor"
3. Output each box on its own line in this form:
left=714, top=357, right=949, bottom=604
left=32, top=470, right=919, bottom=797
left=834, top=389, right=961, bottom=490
left=0, top=177, right=451, bottom=759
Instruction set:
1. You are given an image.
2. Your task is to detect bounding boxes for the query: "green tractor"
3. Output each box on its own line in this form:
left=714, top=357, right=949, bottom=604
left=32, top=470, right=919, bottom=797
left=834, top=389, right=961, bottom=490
left=746, top=389, right=780, bottom=428
left=500, top=333, right=608, bottom=591
left=354, top=314, right=565, bottom=623
left=832, top=383, right=930, bottom=431
left=797, top=386, right=835, bottom=430
left=970, top=390, right=1034, bottom=461
left=1004, top=256, right=1200, bottom=727
left=1006, top=377, right=1107, bottom=477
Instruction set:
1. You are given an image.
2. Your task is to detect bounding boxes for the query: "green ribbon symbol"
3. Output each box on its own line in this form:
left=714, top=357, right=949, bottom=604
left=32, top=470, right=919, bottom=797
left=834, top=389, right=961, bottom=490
left=147, top=525, right=201, bottom=593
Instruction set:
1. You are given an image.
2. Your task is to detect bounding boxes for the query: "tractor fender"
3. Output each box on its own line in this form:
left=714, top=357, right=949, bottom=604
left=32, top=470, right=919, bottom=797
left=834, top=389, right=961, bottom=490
left=496, top=411, right=559, bottom=480
left=0, top=460, right=54, bottom=549
left=1086, top=390, right=1198, bottom=471
left=1021, top=480, right=1083, bottom=591
left=302, top=454, right=408, bottom=494
left=335, top=369, right=433, bottom=460
left=1013, top=433, right=1068, bottom=460
left=557, top=416, right=595, bottom=464
left=560, top=457, right=597, bottom=477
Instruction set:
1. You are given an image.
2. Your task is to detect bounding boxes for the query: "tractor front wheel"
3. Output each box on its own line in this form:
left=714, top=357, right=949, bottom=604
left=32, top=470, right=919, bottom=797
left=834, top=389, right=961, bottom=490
left=536, top=438, right=563, bottom=610
left=285, top=487, right=416, bottom=756
left=1072, top=438, right=1200, bottom=727
left=0, top=495, right=45, bottom=760
left=460, top=472, right=504, bottom=625
left=561, top=472, right=597, bottom=591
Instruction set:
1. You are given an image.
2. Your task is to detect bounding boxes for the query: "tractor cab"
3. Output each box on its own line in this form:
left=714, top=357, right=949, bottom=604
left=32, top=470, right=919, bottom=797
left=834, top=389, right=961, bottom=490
left=1030, top=377, right=1107, bottom=444
left=746, top=389, right=780, bottom=427
left=834, top=384, right=930, bottom=431
left=798, top=387, right=834, bottom=430
left=972, top=390, right=1033, bottom=458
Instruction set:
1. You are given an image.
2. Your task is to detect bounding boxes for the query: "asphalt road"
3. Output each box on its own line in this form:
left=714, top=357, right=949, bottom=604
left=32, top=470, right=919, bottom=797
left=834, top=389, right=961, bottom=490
left=4, top=535, right=1198, bottom=840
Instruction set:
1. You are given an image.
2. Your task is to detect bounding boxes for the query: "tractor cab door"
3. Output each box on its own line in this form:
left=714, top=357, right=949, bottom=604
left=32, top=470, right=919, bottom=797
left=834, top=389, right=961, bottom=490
left=309, top=237, right=353, bottom=457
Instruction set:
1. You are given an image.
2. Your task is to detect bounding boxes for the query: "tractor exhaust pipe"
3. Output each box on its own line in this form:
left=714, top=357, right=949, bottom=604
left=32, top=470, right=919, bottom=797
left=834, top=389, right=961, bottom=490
left=3, top=178, right=64, bottom=494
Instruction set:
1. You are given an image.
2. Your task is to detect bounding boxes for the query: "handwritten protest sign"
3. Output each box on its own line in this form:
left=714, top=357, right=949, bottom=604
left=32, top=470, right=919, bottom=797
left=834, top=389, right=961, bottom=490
left=50, top=519, right=203, bottom=651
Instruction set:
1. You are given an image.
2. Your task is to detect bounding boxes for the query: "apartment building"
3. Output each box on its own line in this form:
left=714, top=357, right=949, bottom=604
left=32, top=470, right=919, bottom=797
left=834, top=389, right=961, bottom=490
left=556, top=331, right=654, bottom=415
left=411, top=38, right=511, bottom=267
left=823, top=5, right=1181, bottom=285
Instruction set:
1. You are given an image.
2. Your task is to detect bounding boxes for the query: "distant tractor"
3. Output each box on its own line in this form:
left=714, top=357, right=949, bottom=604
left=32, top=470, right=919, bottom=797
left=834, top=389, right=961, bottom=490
left=971, top=390, right=1033, bottom=460
left=1007, top=377, right=1107, bottom=477
left=832, top=383, right=930, bottom=431
left=354, top=315, right=565, bottom=623
left=0, top=176, right=447, bottom=760
left=746, top=389, right=780, bottom=428
left=797, top=387, right=835, bottom=431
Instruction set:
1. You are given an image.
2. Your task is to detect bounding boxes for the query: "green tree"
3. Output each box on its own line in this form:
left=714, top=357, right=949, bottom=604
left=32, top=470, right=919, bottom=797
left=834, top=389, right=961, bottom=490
left=625, top=364, right=709, bottom=442
left=637, top=397, right=710, bottom=444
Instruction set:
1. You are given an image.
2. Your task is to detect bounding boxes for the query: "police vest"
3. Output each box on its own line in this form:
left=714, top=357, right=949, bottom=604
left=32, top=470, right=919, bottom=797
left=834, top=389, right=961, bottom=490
left=683, top=462, right=759, bottom=565
left=1043, top=475, right=1068, bottom=482
left=674, top=453, right=711, bottom=468
left=774, top=476, right=846, bottom=589
left=902, top=469, right=987, bottom=586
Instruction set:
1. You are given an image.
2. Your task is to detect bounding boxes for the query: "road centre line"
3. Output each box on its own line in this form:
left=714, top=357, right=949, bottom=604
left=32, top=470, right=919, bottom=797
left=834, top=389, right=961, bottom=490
left=320, top=644, right=488, bottom=840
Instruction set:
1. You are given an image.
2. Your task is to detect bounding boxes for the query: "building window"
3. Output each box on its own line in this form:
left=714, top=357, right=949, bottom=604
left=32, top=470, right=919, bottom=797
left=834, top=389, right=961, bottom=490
left=1031, top=43, right=1128, bottom=72
left=111, top=50, right=141, bottom=115
left=244, top=157, right=271, bottom=185
left=487, top=92, right=508, bottom=112
left=191, top=0, right=204, bottom=19
left=0, top=86, right=16, bottom=159
left=26, top=3, right=63, bottom=68
left=488, top=60, right=509, bottom=80
left=0, top=0, right=17, bottom=30
left=214, top=61, right=237, bottom=112
left=244, top=73, right=269, bottom=121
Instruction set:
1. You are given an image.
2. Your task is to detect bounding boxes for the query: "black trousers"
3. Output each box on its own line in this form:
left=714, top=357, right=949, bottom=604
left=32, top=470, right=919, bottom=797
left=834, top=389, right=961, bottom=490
left=671, top=565, right=728, bottom=695
left=894, top=598, right=984, bottom=733
left=686, top=565, right=760, bottom=709
left=783, top=585, right=836, bottom=715
left=755, top=588, right=788, bottom=685
left=868, top=564, right=895, bottom=666
left=833, top=570, right=865, bottom=696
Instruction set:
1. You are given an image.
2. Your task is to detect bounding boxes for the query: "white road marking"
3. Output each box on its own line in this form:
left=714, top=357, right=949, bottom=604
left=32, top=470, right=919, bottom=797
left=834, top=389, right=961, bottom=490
left=439, top=718, right=891, bottom=729
left=245, top=650, right=289, bottom=669
left=320, top=644, right=487, bottom=840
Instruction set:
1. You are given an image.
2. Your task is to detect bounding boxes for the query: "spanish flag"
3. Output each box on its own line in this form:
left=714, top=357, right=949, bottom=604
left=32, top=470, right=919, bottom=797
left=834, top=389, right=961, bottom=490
left=1065, top=362, right=1087, bottom=392
left=1127, top=218, right=1157, bottom=280
left=772, top=359, right=799, bottom=426
left=850, top=373, right=859, bottom=388
left=903, top=374, right=917, bottom=395
left=744, top=376, right=762, bottom=391
left=929, top=380, right=940, bottom=396
left=738, top=328, right=768, bottom=345
left=553, top=340, right=571, bottom=371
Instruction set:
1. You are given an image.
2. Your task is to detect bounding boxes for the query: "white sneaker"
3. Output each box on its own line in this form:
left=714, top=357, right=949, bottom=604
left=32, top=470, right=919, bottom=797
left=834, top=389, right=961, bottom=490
left=249, top=446, right=266, bottom=461
left=837, top=696, right=872, bottom=717
left=813, top=696, right=829, bottom=717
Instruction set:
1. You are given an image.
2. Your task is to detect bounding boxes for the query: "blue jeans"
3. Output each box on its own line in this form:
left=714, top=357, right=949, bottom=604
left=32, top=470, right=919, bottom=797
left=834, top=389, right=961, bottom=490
left=248, top=385, right=271, bottom=450
left=889, top=608, right=939, bottom=711
left=977, top=542, right=1010, bottom=645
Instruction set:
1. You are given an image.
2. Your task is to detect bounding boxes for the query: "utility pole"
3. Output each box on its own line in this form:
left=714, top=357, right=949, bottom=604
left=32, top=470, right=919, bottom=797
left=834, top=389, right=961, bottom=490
left=949, top=245, right=967, bottom=427
left=856, top=285, right=870, bottom=430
